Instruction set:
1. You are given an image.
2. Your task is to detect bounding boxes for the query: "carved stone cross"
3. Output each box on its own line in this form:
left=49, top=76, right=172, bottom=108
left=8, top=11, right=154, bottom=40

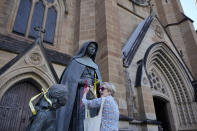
left=147, top=0, right=155, bottom=16
left=34, top=26, right=46, bottom=42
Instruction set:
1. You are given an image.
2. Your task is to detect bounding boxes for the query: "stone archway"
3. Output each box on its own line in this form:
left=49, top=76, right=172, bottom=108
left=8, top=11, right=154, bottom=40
left=144, top=42, right=197, bottom=130
left=0, top=80, right=40, bottom=131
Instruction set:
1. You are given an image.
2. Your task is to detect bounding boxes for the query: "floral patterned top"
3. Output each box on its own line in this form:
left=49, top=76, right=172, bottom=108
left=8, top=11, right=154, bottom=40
left=82, top=96, right=119, bottom=131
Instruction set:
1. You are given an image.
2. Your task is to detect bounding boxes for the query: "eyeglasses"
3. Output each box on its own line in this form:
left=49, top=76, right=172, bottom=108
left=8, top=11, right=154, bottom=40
left=99, top=86, right=106, bottom=91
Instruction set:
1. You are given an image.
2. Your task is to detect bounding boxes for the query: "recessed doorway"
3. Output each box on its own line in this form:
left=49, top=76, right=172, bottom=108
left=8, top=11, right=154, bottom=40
left=153, top=97, right=173, bottom=131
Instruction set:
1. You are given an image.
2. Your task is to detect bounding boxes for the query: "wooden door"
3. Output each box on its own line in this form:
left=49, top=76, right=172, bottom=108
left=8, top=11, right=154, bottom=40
left=0, top=81, right=40, bottom=131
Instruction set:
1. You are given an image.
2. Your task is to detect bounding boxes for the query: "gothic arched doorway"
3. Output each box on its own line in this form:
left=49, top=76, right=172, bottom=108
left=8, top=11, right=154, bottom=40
left=153, top=97, right=171, bottom=131
left=0, top=80, right=40, bottom=131
left=144, top=42, right=197, bottom=130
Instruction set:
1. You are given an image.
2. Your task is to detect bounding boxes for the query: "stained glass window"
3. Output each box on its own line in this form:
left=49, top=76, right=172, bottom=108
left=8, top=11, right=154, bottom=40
left=46, top=0, right=54, bottom=3
left=44, top=7, right=57, bottom=44
left=13, top=0, right=31, bottom=36
left=131, top=0, right=146, bottom=5
left=29, top=1, right=45, bottom=38
left=12, top=0, right=58, bottom=45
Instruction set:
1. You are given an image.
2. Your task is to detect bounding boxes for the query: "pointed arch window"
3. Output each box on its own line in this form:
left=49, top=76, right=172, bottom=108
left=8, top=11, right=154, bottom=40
left=130, top=0, right=147, bottom=5
left=13, top=0, right=31, bottom=36
left=13, top=0, right=58, bottom=44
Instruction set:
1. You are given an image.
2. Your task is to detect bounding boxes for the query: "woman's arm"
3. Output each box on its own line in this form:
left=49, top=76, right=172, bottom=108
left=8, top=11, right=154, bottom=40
left=82, top=97, right=102, bottom=108
left=82, top=86, right=102, bottom=108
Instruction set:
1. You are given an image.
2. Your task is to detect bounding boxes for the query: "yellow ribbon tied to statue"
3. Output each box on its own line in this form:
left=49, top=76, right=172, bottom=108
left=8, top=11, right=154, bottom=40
left=94, top=73, right=100, bottom=97
left=29, top=88, right=52, bottom=115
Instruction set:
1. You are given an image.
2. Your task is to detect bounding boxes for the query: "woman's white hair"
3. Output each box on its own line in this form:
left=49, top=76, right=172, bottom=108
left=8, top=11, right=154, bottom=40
left=102, top=82, right=116, bottom=96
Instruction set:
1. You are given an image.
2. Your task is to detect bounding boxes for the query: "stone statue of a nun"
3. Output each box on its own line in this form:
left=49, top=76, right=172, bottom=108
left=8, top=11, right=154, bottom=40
left=56, top=41, right=102, bottom=131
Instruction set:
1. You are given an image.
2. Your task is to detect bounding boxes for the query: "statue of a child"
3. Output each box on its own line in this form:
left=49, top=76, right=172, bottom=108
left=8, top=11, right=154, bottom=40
left=27, top=84, right=68, bottom=131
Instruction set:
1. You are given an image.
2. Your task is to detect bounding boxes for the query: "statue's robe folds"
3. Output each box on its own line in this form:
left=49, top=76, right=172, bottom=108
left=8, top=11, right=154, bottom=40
left=56, top=41, right=102, bottom=131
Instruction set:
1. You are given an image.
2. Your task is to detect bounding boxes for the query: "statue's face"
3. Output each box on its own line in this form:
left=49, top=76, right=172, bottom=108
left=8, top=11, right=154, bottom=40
left=86, top=43, right=96, bottom=57
left=51, top=98, right=60, bottom=109
left=51, top=95, right=67, bottom=109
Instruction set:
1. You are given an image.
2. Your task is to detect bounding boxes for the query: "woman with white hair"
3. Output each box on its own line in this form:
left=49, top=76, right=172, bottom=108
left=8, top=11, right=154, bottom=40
left=82, top=82, right=119, bottom=131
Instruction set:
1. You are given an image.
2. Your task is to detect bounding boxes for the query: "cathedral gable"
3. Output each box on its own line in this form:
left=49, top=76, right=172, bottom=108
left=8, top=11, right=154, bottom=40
left=122, top=15, right=193, bottom=80
left=0, top=38, right=58, bottom=99
left=123, top=15, right=197, bottom=130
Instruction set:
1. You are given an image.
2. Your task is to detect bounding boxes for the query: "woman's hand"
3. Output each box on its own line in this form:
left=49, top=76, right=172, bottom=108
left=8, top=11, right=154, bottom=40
left=83, top=86, right=90, bottom=98
left=86, top=86, right=90, bottom=93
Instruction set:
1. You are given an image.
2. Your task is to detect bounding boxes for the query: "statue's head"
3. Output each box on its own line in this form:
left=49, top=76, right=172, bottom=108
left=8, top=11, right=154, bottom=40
left=74, top=41, right=98, bottom=61
left=48, top=84, right=68, bottom=109
left=85, top=42, right=97, bottom=60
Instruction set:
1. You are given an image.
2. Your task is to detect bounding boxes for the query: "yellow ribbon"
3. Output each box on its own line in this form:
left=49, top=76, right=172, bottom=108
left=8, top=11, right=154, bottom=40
left=29, top=92, right=42, bottom=115
left=29, top=88, right=52, bottom=115
left=94, top=73, right=100, bottom=97
left=42, top=88, right=52, bottom=108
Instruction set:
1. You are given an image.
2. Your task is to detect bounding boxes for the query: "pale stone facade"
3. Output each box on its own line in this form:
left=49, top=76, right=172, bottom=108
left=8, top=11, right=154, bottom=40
left=0, top=0, right=197, bottom=130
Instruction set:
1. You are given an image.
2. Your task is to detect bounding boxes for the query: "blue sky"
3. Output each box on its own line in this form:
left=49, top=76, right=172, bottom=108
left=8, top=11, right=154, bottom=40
left=180, top=0, right=197, bottom=30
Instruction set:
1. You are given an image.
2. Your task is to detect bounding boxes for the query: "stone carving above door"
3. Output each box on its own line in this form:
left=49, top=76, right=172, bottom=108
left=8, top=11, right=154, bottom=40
left=25, top=51, right=43, bottom=66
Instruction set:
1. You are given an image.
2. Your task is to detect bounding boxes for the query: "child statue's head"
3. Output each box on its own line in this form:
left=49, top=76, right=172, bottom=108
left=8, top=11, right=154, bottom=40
left=48, top=84, right=68, bottom=109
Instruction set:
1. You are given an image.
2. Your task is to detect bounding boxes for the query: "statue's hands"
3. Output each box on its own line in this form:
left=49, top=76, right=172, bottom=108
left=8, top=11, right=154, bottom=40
left=89, top=85, right=94, bottom=93
left=78, top=79, right=92, bottom=86
left=86, top=79, right=92, bottom=86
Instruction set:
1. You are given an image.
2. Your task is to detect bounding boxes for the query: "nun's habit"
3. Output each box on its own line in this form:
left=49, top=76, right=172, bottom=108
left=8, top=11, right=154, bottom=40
left=56, top=41, right=102, bottom=131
